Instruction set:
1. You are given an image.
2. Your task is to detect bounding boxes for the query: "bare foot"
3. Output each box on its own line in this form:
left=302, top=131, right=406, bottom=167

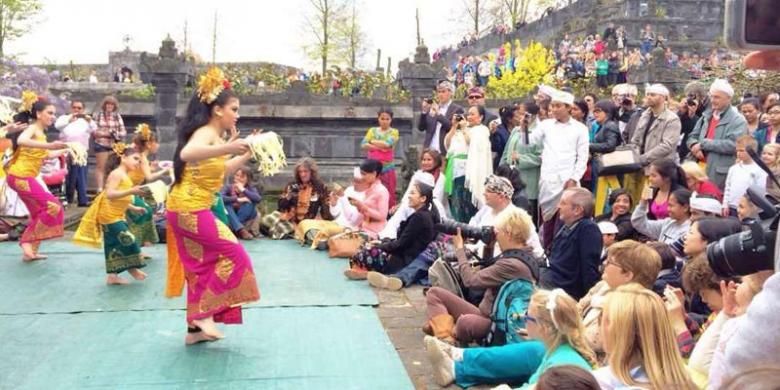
left=21, top=243, right=37, bottom=261
left=192, top=317, right=224, bottom=339
left=185, top=331, right=217, bottom=345
left=106, top=274, right=130, bottom=285
left=128, top=268, right=147, bottom=281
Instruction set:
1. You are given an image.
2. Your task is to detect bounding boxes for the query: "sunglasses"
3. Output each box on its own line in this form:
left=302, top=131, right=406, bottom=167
left=522, top=310, right=537, bottom=324
left=468, top=95, right=483, bottom=100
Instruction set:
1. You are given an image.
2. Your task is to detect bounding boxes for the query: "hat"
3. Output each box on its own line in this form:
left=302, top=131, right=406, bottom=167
left=690, top=194, right=722, bottom=215
left=709, top=79, right=734, bottom=98
left=468, top=87, right=485, bottom=98
left=551, top=90, right=575, bottom=106
left=411, top=171, right=436, bottom=187
left=646, top=84, right=669, bottom=97
left=437, top=80, right=455, bottom=92
left=538, top=84, right=556, bottom=98
left=598, top=221, right=619, bottom=235
left=484, top=175, right=514, bottom=198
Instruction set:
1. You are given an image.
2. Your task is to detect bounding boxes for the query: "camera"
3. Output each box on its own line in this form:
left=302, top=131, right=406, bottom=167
left=621, top=98, right=633, bottom=106
left=706, top=188, right=778, bottom=278
left=453, top=114, right=465, bottom=122
left=424, top=98, right=434, bottom=105
left=435, top=220, right=496, bottom=247
left=686, top=98, right=697, bottom=107
left=725, top=0, right=780, bottom=50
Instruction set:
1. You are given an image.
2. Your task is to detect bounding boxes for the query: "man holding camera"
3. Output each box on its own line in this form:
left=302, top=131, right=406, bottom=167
left=539, top=187, right=602, bottom=300
left=467, top=175, right=544, bottom=258
left=629, top=84, right=682, bottom=168
left=56, top=100, right=96, bottom=207
left=611, top=84, right=640, bottom=140
left=418, top=80, right=464, bottom=154
left=686, top=79, right=747, bottom=189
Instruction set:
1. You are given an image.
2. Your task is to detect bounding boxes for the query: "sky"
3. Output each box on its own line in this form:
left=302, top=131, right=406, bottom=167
left=7, top=0, right=469, bottom=73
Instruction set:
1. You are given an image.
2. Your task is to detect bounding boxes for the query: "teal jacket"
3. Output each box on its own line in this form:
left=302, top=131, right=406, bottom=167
left=686, top=105, right=747, bottom=188
left=501, top=125, right=542, bottom=199
left=596, top=60, right=609, bottom=76
left=523, top=343, right=593, bottom=388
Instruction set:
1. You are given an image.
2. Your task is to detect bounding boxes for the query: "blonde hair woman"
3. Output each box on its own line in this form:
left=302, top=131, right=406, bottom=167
left=594, top=284, right=696, bottom=389
left=680, top=161, right=722, bottom=202
left=425, top=289, right=596, bottom=388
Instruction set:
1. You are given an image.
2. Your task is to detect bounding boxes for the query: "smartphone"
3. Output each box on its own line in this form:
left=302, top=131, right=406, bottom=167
left=642, top=186, right=655, bottom=201
left=725, top=0, right=780, bottom=50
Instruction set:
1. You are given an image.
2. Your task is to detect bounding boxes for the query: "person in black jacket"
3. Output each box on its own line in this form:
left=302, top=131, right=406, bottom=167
left=588, top=99, right=622, bottom=204
left=540, top=187, right=603, bottom=300
left=418, top=80, right=465, bottom=154
left=347, top=181, right=439, bottom=282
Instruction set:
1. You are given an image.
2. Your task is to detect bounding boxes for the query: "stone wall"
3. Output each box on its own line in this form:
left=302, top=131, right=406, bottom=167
left=436, top=0, right=724, bottom=66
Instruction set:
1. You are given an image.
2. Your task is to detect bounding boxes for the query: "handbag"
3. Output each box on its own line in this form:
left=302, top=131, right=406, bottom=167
left=327, top=230, right=365, bottom=258
left=595, top=146, right=642, bottom=176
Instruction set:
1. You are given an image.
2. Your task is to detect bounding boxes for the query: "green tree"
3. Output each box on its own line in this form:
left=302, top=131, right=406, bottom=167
left=333, top=0, right=367, bottom=70
left=303, top=0, right=347, bottom=74
left=0, top=0, right=42, bottom=61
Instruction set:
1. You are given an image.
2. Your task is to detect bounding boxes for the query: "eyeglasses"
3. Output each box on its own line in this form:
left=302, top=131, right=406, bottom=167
left=768, top=110, right=780, bottom=116
left=468, top=95, right=483, bottom=100
left=72, top=106, right=83, bottom=110
left=522, top=310, right=537, bottom=324
left=603, top=258, right=623, bottom=269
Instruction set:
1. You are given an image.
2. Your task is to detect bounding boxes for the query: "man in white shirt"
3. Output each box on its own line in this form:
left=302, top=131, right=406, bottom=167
left=468, top=175, right=544, bottom=259
left=329, top=168, right=367, bottom=230
left=530, top=89, right=589, bottom=249
left=55, top=100, right=96, bottom=207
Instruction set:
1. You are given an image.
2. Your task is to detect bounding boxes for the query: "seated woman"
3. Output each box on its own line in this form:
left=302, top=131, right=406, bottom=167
left=594, top=189, right=638, bottom=242
left=425, top=289, right=597, bottom=388
left=593, top=284, right=696, bottom=389
left=280, top=157, right=331, bottom=224
left=344, top=180, right=437, bottom=281
left=221, top=166, right=261, bottom=240
left=418, top=240, right=661, bottom=389
left=682, top=161, right=723, bottom=202
left=348, top=159, right=389, bottom=237
left=646, top=159, right=688, bottom=220
left=631, top=188, right=691, bottom=246
left=424, top=207, right=539, bottom=346
left=380, top=148, right=447, bottom=239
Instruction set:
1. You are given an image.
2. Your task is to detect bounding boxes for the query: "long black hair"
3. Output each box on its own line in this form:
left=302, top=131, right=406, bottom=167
left=594, top=99, right=619, bottom=122
left=172, top=89, right=238, bottom=187
left=414, top=181, right=440, bottom=224
left=9, top=99, right=53, bottom=150
left=651, top=158, right=687, bottom=191
left=498, top=105, right=518, bottom=128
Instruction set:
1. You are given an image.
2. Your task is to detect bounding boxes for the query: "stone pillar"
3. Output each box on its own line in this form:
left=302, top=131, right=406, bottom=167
left=396, top=43, right=442, bottom=191
left=138, top=35, right=192, bottom=160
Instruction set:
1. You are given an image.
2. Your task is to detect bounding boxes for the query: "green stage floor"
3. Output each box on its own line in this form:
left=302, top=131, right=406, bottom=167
left=0, top=239, right=413, bottom=390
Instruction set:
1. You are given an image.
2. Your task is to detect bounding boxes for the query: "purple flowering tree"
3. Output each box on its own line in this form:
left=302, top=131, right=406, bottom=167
left=0, top=59, right=69, bottom=114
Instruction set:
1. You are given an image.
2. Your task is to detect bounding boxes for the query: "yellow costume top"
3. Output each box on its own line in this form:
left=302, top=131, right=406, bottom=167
left=73, top=174, right=134, bottom=248
left=167, top=155, right=227, bottom=212
left=7, top=133, right=48, bottom=178
left=97, top=175, right=134, bottom=225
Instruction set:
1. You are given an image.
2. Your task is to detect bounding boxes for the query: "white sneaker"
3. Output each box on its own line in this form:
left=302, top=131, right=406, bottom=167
left=367, top=271, right=403, bottom=291
left=424, top=336, right=455, bottom=386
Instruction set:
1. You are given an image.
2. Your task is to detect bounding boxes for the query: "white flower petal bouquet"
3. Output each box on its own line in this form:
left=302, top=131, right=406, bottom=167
left=246, top=131, right=287, bottom=177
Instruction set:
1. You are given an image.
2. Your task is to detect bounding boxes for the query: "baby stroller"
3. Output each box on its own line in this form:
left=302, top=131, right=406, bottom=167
left=40, top=155, right=68, bottom=206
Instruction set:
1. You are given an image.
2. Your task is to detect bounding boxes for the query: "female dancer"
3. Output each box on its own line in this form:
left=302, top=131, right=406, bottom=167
left=166, top=67, right=260, bottom=344
left=5, top=93, right=69, bottom=261
left=127, top=124, right=169, bottom=246
left=73, top=142, right=148, bottom=285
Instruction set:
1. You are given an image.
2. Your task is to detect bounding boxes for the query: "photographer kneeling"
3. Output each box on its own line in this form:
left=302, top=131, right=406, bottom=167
left=424, top=207, right=539, bottom=345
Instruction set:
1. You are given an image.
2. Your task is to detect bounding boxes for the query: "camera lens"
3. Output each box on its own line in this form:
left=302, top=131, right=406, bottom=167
left=706, top=229, right=775, bottom=278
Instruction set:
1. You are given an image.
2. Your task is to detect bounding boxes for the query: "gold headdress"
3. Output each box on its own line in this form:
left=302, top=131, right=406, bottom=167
left=197, top=67, right=231, bottom=104
left=135, top=123, right=153, bottom=141
left=112, top=142, right=129, bottom=156
left=19, top=90, right=38, bottom=113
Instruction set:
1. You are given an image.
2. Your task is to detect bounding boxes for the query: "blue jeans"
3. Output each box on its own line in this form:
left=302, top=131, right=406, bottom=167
left=66, top=161, right=89, bottom=206
left=454, top=340, right=545, bottom=388
left=392, top=246, right=438, bottom=286
left=640, top=41, right=652, bottom=56
left=226, top=203, right=258, bottom=232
